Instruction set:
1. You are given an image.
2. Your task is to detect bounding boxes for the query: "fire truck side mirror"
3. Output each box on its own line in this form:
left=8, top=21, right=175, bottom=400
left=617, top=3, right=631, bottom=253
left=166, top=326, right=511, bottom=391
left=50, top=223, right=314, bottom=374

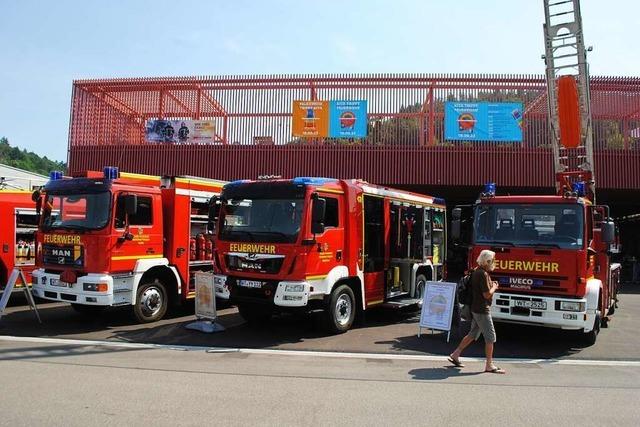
left=311, top=197, right=326, bottom=235
left=32, top=190, right=42, bottom=215
left=601, top=221, right=615, bottom=244
left=208, top=197, right=221, bottom=233
left=451, top=207, right=462, bottom=240
left=124, top=194, right=138, bottom=216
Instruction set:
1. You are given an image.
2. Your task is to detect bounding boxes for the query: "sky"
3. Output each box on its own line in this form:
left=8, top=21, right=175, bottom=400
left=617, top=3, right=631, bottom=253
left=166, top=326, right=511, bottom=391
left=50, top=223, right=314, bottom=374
left=1, top=0, right=637, bottom=162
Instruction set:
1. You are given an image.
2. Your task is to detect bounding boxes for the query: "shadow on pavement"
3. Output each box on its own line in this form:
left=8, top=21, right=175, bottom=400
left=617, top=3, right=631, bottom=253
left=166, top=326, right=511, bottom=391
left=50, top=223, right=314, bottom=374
left=377, top=320, right=588, bottom=359
left=408, top=366, right=483, bottom=380
left=0, top=344, right=145, bottom=362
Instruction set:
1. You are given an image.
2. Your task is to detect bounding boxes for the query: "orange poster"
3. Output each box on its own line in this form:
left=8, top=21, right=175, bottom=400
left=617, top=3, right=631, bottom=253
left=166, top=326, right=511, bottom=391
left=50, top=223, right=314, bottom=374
left=292, top=100, right=329, bottom=138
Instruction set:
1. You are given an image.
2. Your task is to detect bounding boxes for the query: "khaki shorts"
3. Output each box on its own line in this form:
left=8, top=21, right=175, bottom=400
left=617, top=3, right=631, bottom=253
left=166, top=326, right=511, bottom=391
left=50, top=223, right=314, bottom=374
left=469, top=312, right=496, bottom=343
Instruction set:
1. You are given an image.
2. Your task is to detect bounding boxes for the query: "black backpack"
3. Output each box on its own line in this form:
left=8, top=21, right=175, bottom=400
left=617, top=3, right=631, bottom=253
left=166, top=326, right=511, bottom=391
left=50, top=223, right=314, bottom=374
left=458, top=269, right=475, bottom=306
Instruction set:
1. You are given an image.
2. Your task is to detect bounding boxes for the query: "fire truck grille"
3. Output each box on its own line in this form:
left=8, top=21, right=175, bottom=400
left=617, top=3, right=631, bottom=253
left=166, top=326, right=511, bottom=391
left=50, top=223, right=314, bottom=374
left=225, top=255, right=284, bottom=274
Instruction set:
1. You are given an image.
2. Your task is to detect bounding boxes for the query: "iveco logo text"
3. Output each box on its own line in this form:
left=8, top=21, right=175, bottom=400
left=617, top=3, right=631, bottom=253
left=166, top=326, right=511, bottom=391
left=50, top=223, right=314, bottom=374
left=510, top=277, right=533, bottom=286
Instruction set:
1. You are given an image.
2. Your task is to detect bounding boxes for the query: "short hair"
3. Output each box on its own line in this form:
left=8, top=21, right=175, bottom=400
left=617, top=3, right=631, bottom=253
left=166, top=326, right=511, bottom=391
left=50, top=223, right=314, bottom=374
left=476, top=249, right=496, bottom=267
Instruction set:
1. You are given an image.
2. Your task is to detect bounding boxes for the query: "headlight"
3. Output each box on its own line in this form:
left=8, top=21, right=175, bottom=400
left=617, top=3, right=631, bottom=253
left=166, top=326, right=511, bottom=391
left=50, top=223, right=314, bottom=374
left=285, top=283, right=305, bottom=293
left=559, top=301, right=584, bottom=312
left=83, top=283, right=108, bottom=292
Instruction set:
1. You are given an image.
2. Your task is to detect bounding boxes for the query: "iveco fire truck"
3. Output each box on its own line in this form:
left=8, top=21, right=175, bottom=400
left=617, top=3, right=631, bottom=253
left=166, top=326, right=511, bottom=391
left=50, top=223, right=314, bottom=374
left=1, top=190, right=39, bottom=292
left=213, top=177, right=447, bottom=333
left=31, top=167, right=226, bottom=323
left=452, top=0, right=620, bottom=344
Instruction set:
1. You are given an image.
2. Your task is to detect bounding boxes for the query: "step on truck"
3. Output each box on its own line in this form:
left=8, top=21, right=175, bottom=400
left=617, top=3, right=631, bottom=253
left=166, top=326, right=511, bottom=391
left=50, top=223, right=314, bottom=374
left=0, top=190, right=39, bottom=292
left=31, top=167, right=226, bottom=322
left=213, top=177, right=447, bottom=333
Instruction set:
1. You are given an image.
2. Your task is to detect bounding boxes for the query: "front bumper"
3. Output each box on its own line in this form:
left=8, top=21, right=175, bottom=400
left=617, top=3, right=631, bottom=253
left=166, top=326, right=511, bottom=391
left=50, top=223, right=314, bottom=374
left=220, top=274, right=312, bottom=307
left=491, top=292, right=593, bottom=331
left=31, top=269, right=123, bottom=306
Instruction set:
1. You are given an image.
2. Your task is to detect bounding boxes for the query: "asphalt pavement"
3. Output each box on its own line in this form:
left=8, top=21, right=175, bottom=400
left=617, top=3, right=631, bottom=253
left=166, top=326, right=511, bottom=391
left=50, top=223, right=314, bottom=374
left=1, top=337, right=639, bottom=426
left=1, top=287, right=639, bottom=361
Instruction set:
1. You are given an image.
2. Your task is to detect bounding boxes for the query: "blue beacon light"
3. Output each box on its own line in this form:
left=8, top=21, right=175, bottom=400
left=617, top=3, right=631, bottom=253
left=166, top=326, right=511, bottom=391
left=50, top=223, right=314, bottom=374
left=103, top=166, right=119, bottom=180
left=49, top=171, right=63, bottom=181
left=572, top=181, right=586, bottom=197
left=483, top=182, right=497, bottom=196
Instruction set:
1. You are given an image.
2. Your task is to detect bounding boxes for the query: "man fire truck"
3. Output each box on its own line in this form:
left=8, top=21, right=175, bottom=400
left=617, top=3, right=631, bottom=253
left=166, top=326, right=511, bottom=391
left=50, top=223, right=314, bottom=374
left=213, top=177, right=447, bottom=333
left=452, top=0, right=620, bottom=344
left=31, top=167, right=226, bottom=323
left=1, top=190, right=39, bottom=292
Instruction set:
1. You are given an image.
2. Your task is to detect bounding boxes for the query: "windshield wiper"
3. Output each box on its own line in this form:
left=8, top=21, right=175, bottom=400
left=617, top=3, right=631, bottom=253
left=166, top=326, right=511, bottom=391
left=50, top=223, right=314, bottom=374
left=47, top=224, right=88, bottom=232
left=518, top=243, right=561, bottom=249
left=477, top=241, right=515, bottom=247
left=226, top=229, right=255, bottom=241
left=252, top=230, right=291, bottom=239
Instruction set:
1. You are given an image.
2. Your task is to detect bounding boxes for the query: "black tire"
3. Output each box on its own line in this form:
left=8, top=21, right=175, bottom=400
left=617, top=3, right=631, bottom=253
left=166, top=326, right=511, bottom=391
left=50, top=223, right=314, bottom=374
left=70, top=303, right=107, bottom=316
left=582, top=313, right=600, bottom=346
left=414, top=274, right=428, bottom=302
left=133, top=278, right=168, bottom=323
left=325, top=284, right=356, bottom=334
left=237, top=303, right=273, bottom=325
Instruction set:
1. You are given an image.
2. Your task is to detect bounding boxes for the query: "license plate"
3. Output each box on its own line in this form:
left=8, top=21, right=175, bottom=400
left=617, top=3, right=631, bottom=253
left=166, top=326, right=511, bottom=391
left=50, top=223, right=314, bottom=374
left=513, top=300, right=547, bottom=310
left=238, top=280, right=263, bottom=289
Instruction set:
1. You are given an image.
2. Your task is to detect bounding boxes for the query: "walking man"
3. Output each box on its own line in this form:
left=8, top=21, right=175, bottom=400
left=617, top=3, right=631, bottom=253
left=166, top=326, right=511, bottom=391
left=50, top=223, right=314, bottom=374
left=448, top=249, right=505, bottom=374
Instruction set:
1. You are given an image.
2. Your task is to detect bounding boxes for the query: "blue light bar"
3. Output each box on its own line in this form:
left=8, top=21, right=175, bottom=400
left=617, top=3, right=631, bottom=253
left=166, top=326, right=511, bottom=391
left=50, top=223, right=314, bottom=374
left=49, top=171, right=63, bottom=181
left=226, top=179, right=250, bottom=186
left=572, top=181, right=586, bottom=197
left=292, top=177, right=338, bottom=186
left=103, top=166, right=119, bottom=180
left=483, top=182, right=496, bottom=196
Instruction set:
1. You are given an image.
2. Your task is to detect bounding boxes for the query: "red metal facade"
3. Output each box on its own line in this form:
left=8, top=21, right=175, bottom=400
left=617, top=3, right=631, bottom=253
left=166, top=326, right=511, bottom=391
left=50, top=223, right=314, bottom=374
left=67, top=74, right=640, bottom=190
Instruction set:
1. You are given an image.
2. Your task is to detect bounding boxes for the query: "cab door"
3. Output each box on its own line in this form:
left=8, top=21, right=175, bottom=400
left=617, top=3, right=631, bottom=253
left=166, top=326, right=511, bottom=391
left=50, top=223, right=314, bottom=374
left=111, top=192, right=163, bottom=273
left=305, top=195, right=345, bottom=281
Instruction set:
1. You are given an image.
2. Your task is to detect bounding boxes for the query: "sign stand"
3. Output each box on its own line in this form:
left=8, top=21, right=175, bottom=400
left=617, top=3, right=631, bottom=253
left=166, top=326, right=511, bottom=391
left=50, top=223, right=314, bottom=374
left=0, top=268, right=41, bottom=323
left=417, top=281, right=457, bottom=342
left=185, top=271, right=225, bottom=334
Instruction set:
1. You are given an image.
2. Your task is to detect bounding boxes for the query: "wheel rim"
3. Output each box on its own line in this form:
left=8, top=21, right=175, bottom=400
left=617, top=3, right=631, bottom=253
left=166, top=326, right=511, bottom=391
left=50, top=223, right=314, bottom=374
left=335, top=294, right=353, bottom=326
left=140, top=286, right=163, bottom=318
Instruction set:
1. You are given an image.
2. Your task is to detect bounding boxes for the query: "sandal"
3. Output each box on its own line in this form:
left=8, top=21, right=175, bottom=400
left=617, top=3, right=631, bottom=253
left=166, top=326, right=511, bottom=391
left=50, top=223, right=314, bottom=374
left=447, top=356, right=465, bottom=368
left=485, top=366, right=506, bottom=374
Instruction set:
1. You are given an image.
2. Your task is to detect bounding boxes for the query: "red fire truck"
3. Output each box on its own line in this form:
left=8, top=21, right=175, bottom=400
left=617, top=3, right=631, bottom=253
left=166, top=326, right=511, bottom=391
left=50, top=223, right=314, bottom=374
left=31, top=167, right=226, bottom=322
left=0, top=190, right=39, bottom=291
left=213, top=177, right=447, bottom=333
left=452, top=0, right=620, bottom=344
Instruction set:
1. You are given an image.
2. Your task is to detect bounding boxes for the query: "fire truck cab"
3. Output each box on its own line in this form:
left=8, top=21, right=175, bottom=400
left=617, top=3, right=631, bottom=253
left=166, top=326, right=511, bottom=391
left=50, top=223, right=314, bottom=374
left=31, top=167, right=226, bottom=323
left=213, top=177, right=447, bottom=333
left=453, top=182, right=620, bottom=344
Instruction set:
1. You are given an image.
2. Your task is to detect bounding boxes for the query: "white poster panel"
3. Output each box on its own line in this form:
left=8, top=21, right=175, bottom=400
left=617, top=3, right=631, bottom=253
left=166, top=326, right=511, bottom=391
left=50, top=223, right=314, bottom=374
left=194, top=271, right=216, bottom=320
left=419, top=281, right=457, bottom=332
left=145, top=120, right=216, bottom=144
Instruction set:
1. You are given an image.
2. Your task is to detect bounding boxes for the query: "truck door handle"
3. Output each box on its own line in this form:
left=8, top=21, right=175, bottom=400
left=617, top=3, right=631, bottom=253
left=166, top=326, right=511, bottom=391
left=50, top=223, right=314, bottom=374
left=146, top=248, right=155, bottom=254
left=336, top=250, right=342, bottom=261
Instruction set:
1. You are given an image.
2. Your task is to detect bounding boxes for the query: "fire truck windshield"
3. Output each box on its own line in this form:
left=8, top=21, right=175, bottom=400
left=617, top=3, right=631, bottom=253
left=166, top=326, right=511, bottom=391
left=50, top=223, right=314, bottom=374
left=219, top=198, right=304, bottom=244
left=42, top=191, right=112, bottom=232
left=473, top=203, right=585, bottom=249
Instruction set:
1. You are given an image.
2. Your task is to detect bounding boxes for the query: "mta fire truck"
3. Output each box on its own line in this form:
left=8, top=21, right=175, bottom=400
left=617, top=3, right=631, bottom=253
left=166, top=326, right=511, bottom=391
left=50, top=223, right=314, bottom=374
left=0, top=190, right=39, bottom=291
left=213, top=177, right=447, bottom=333
left=31, top=167, right=226, bottom=322
left=452, top=0, right=620, bottom=344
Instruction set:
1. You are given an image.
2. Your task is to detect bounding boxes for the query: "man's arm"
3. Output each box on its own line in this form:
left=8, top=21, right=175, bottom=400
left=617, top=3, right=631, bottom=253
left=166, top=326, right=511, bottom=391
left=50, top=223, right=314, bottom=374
left=482, top=273, right=499, bottom=300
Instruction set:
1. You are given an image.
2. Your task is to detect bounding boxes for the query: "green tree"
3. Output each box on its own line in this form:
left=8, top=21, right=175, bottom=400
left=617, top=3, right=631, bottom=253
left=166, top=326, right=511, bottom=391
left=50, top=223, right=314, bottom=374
left=0, top=136, right=66, bottom=175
